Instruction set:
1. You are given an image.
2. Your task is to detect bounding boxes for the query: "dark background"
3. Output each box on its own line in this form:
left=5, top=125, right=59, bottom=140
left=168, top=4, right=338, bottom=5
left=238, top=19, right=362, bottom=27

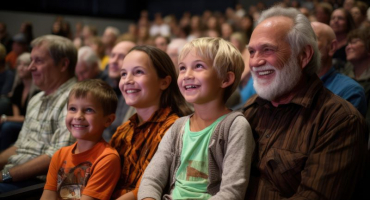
left=2, top=0, right=241, bottom=20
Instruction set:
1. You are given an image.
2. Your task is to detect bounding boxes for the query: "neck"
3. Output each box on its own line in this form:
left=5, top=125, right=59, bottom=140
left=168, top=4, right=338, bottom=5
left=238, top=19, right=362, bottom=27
left=191, top=100, right=230, bottom=131
left=352, top=58, right=370, bottom=79
left=317, top=59, right=332, bottom=77
left=22, top=77, right=32, bottom=87
left=136, top=105, right=160, bottom=125
left=271, top=76, right=306, bottom=107
left=44, top=76, right=70, bottom=95
left=335, top=33, right=347, bottom=48
left=74, top=138, right=100, bottom=154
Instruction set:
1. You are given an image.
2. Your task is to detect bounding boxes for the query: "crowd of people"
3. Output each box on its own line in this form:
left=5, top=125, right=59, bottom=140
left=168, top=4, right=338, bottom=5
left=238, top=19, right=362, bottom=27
left=0, top=0, right=369, bottom=199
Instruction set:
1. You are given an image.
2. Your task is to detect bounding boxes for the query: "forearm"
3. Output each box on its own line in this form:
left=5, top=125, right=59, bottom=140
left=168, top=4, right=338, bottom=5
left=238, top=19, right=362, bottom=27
left=8, top=154, right=51, bottom=182
left=6, top=115, right=25, bottom=123
left=0, top=146, right=17, bottom=169
left=40, top=190, right=57, bottom=200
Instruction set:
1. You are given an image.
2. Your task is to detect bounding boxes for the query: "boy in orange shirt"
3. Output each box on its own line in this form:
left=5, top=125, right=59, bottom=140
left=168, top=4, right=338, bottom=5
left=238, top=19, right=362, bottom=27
left=41, top=79, right=121, bottom=200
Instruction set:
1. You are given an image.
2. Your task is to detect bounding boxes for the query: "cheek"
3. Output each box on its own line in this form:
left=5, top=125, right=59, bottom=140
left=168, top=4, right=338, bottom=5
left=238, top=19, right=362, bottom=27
left=118, top=78, right=125, bottom=93
left=177, top=75, right=183, bottom=87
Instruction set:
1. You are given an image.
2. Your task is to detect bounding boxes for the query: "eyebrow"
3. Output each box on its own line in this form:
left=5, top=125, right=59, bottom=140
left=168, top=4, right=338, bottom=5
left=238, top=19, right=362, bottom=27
left=247, top=43, right=278, bottom=50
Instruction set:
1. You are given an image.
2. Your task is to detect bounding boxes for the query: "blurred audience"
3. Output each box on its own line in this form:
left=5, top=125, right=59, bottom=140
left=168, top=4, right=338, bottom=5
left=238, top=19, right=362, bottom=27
left=5, top=33, right=29, bottom=70
left=0, top=22, right=12, bottom=54
left=154, top=35, right=170, bottom=52
left=330, top=8, right=356, bottom=63
left=0, top=52, right=40, bottom=151
left=311, top=21, right=367, bottom=115
left=0, top=44, right=14, bottom=96
left=102, top=26, right=120, bottom=56
left=75, top=46, right=108, bottom=82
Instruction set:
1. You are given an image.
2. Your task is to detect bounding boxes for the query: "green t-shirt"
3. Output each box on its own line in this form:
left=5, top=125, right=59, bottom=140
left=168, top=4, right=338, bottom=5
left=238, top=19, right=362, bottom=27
left=171, top=115, right=226, bottom=199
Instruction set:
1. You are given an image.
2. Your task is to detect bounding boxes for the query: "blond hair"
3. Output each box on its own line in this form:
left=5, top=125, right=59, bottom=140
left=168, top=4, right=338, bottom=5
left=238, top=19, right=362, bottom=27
left=179, top=37, right=244, bottom=102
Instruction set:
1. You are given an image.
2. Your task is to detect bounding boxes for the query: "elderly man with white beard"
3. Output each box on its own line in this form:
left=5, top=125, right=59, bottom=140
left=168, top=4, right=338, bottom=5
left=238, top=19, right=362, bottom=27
left=243, top=6, right=368, bottom=200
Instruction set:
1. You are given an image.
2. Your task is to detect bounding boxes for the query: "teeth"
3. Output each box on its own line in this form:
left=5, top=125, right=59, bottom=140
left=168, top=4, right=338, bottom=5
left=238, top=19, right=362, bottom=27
left=185, top=85, right=198, bottom=89
left=126, top=90, right=139, bottom=94
left=73, top=125, right=87, bottom=128
left=258, top=70, right=274, bottom=76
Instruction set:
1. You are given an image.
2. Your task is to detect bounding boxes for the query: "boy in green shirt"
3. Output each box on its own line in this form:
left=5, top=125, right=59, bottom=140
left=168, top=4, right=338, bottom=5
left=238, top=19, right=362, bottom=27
left=138, top=37, right=255, bottom=200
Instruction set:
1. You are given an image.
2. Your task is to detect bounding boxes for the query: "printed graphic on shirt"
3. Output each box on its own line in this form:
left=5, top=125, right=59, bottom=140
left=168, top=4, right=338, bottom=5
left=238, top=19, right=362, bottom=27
left=179, top=160, right=208, bottom=181
left=57, top=161, right=92, bottom=199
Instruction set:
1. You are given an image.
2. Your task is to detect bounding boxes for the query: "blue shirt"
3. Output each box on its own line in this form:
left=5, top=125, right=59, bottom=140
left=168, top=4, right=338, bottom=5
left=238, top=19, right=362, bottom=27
left=321, top=67, right=367, bottom=116
left=240, top=77, right=256, bottom=104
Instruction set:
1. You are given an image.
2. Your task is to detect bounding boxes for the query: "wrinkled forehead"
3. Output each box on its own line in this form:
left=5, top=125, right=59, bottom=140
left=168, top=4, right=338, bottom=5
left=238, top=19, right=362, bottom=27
left=250, top=17, right=292, bottom=46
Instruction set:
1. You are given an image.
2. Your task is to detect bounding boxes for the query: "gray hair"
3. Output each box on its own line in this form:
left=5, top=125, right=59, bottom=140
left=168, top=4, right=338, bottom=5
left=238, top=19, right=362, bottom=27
left=106, top=26, right=120, bottom=37
left=258, top=6, right=321, bottom=75
left=17, top=52, right=31, bottom=65
left=31, top=35, right=77, bottom=77
left=78, top=46, right=101, bottom=69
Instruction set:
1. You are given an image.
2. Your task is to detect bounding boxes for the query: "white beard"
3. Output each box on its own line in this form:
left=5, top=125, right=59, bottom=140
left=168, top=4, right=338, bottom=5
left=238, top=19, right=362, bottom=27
left=251, top=55, right=302, bottom=101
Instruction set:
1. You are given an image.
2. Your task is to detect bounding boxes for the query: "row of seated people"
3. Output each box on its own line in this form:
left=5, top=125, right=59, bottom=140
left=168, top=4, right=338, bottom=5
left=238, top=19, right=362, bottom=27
left=0, top=3, right=368, bottom=199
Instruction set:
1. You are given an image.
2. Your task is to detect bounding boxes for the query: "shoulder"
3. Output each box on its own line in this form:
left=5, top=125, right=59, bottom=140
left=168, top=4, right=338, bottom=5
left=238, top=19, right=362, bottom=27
left=51, top=143, right=75, bottom=160
left=318, top=88, right=362, bottom=117
left=101, top=141, right=120, bottom=157
left=28, top=91, right=45, bottom=105
left=332, top=73, right=364, bottom=91
left=313, top=88, right=366, bottom=134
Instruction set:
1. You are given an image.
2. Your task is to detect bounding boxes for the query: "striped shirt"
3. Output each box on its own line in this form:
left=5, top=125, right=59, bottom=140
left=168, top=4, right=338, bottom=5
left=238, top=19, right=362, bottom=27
left=5, top=78, right=77, bottom=180
left=109, top=107, right=178, bottom=199
left=243, top=75, right=368, bottom=200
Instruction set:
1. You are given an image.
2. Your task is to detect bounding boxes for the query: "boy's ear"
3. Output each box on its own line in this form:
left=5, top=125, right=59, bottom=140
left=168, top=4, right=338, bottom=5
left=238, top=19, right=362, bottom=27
left=104, top=114, right=116, bottom=128
left=221, top=71, right=235, bottom=88
left=160, top=75, right=172, bottom=90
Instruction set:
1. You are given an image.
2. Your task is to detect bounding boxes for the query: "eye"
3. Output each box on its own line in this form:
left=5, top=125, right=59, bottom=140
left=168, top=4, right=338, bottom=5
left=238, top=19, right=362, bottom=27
left=264, top=48, right=273, bottom=52
left=179, top=66, right=186, bottom=72
left=86, top=108, right=95, bottom=113
left=135, top=69, right=144, bottom=75
left=68, top=106, right=76, bottom=111
left=195, top=64, right=204, bottom=69
left=121, top=71, right=127, bottom=77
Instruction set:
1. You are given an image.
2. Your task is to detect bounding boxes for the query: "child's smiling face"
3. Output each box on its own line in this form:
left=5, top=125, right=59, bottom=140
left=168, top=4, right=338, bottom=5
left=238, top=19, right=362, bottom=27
left=177, top=49, right=224, bottom=105
left=119, top=50, right=169, bottom=110
left=66, top=93, right=112, bottom=142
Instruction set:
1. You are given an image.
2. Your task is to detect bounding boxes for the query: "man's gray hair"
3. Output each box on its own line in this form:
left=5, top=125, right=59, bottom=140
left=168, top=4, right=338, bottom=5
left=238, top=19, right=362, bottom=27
left=258, top=6, right=321, bottom=75
left=31, top=35, right=77, bottom=77
left=78, top=46, right=101, bottom=69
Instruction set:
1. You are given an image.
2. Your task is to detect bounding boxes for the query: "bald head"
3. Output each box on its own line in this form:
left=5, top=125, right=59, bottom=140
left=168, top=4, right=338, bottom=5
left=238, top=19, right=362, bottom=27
left=108, top=41, right=136, bottom=79
left=311, top=22, right=336, bottom=44
left=311, top=21, right=337, bottom=76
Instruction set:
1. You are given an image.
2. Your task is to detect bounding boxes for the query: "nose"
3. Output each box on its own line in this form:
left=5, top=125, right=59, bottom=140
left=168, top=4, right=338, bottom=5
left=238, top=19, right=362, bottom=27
left=27, top=61, right=35, bottom=71
left=124, top=73, right=134, bottom=84
left=249, top=53, right=266, bottom=68
left=74, top=111, right=84, bottom=121
left=184, top=68, right=194, bottom=80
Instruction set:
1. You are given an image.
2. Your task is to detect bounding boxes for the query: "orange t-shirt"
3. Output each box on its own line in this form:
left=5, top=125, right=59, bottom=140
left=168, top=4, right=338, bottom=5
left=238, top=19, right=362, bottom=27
left=109, top=107, right=178, bottom=199
left=44, top=139, right=121, bottom=200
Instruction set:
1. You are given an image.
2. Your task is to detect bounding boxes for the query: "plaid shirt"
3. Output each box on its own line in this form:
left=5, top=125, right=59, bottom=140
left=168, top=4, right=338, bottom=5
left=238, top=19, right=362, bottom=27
left=5, top=78, right=77, bottom=180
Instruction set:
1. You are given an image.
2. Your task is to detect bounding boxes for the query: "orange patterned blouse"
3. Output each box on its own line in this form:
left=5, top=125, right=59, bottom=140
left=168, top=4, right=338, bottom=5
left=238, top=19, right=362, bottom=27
left=109, top=107, right=179, bottom=199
